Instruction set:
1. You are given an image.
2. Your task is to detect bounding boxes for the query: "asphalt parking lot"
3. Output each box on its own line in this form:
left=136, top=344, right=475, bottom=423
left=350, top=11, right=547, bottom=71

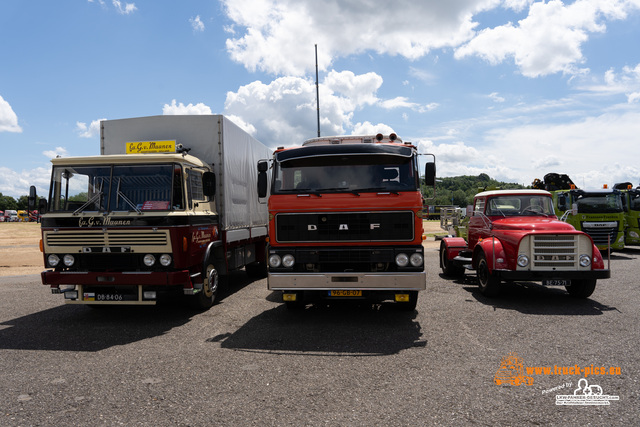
left=0, top=247, right=638, bottom=426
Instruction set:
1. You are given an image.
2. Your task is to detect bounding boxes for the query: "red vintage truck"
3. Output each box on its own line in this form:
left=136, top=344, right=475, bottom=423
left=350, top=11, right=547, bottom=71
left=257, top=133, right=435, bottom=310
left=439, top=189, right=610, bottom=298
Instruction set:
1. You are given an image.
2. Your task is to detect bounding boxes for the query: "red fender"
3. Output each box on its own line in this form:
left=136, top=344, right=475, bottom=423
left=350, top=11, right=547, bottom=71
left=591, top=244, right=606, bottom=270
left=441, top=237, right=467, bottom=261
left=473, top=238, right=507, bottom=272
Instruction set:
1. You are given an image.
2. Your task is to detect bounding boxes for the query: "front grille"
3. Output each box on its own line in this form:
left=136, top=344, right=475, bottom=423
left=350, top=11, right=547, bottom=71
left=45, top=230, right=169, bottom=248
left=275, top=212, right=414, bottom=243
left=530, top=235, right=578, bottom=270
left=581, top=224, right=618, bottom=246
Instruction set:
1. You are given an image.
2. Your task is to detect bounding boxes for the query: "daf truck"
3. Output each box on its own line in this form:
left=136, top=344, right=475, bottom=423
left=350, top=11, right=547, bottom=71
left=31, top=115, right=271, bottom=308
left=257, top=133, right=435, bottom=310
left=614, top=182, right=640, bottom=246
left=533, top=173, right=625, bottom=251
left=439, top=189, right=610, bottom=298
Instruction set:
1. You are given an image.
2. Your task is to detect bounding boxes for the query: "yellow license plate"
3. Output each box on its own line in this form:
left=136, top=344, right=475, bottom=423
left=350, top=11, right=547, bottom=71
left=329, top=290, right=362, bottom=297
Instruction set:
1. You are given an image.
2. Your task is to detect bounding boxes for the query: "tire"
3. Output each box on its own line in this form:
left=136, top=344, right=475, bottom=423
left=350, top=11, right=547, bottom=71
left=440, top=242, right=465, bottom=277
left=193, top=263, right=219, bottom=309
left=396, top=291, right=418, bottom=311
left=477, top=252, right=501, bottom=297
left=565, top=279, right=596, bottom=298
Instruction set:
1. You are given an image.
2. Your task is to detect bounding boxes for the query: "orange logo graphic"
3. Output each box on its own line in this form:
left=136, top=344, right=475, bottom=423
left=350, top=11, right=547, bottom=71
left=494, top=352, right=534, bottom=386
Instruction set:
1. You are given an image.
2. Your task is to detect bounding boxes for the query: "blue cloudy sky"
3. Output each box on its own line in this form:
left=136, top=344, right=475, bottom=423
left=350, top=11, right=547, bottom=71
left=1, top=0, right=640, bottom=198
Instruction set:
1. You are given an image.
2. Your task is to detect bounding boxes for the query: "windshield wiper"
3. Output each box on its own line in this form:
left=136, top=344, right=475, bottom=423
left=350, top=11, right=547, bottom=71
left=116, top=178, right=142, bottom=213
left=353, top=187, right=400, bottom=195
left=73, top=191, right=104, bottom=215
left=73, top=177, right=105, bottom=214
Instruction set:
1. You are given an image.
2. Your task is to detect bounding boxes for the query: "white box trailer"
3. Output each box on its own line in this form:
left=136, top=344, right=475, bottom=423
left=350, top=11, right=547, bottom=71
left=36, top=115, right=271, bottom=309
left=101, top=115, right=271, bottom=235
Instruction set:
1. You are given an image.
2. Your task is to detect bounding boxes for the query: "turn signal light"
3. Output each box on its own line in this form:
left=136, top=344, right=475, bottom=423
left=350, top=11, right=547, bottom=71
left=283, top=293, right=297, bottom=302
left=395, top=294, right=410, bottom=302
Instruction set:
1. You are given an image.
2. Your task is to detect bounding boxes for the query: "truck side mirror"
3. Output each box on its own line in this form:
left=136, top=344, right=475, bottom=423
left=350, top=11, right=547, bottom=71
left=257, top=160, right=269, bottom=198
left=424, top=162, right=436, bottom=186
left=202, top=172, right=216, bottom=198
left=557, top=194, right=566, bottom=211
left=28, top=185, right=37, bottom=210
left=38, top=198, right=48, bottom=214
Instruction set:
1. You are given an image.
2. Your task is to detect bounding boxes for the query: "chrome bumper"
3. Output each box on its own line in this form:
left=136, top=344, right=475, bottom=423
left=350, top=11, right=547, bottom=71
left=268, top=271, right=426, bottom=291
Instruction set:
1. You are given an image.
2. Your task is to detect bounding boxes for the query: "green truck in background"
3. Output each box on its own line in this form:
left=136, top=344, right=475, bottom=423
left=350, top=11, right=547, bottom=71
left=614, top=182, right=640, bottom=246
left=532, top=173, right=625, bottom=252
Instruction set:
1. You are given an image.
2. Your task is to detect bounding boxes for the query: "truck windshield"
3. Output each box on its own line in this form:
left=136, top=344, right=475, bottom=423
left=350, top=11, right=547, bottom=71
left=272, top=154, right=417, bottom=194
left=49, top=164, right=183, bottom=213
left=628, top=191, right=640, bottom=211
left=574, top=192, right=623, bottom=214
left=485, top=195, right=555, bottom=217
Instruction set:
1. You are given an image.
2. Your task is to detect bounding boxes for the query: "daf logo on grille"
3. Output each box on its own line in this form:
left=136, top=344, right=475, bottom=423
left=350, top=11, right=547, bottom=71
left=307, top=223, right=381, bottom=231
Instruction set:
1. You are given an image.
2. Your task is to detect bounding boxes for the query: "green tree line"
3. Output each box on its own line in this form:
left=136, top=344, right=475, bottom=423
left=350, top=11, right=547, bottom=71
left=422, top=173, right=525, bottom=207
left=0, top=193, right=31, bottom=211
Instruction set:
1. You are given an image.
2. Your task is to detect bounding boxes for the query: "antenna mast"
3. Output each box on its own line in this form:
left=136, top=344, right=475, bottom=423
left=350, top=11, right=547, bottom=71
left=315, top=44, right=320, bottom=137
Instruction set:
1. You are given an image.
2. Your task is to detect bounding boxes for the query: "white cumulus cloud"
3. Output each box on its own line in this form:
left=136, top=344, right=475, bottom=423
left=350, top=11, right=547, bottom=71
left=0, top=95, right=22, bottom=133
left=190, top=15, right=205, bottom=32
left=163, top=99, right=213, bottom=115
left=76, top=119, right=105, bottom=138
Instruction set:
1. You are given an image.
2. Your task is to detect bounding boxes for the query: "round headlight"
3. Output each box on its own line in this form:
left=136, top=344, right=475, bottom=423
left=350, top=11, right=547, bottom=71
left=269, top=254, right=282, bottom=268
left=63, top=254, right=75, bottom=267
left=282, top=254, right=295, bottom=268
left=579, top=255, right=591, bottom=267
left=395, top=253, right=409, bottom=267
left=159, top=254, right=172, bottom=267
left=517, top=254, right=529, bottom=267
left=48, top=254, right=60, bottom=267
left=409, top=253, right=423, bottom=267
left=143, top=254, right=156, bottom=267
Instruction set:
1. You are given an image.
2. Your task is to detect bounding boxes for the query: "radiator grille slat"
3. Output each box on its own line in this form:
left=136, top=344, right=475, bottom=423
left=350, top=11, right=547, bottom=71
left=531, top=235, right=579, bottom=270
left=45, top=230, right=169, bottom=247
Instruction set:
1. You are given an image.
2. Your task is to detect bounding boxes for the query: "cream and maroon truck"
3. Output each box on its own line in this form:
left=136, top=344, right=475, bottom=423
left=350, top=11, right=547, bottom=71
left=439, top=189, right=610, bottom=298
left=31, top=115, right=271, bottom=308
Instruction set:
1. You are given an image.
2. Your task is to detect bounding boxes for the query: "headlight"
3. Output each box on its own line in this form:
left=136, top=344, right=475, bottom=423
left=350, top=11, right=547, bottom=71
left=48, top=254, right=60, bottom=267
left=395, top=253, right=409, bottom=267
left=409, top=253, right=423, bottom=267
left=517, top=254, right=529, bottom=267
left=579, top=255, right=591, bottom=267
left=282, top=254, right=295, bottom=268
left=143, top=254, right=156, bottom=267
left=63, top=254, right=75, bottom=267
left=159, top=254, right=172, bottom=266
left=269, top=254, right=282, bottom=268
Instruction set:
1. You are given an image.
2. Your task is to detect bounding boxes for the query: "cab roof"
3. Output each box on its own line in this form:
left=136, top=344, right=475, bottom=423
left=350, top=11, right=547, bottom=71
left=475, top=189, right=552, bottom=199
left=50, top=153, right=209, bottom=168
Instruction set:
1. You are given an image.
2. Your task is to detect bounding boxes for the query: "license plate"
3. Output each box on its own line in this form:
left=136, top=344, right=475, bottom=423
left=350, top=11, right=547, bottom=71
left=543, top=280, right=570, bottom=286
left=328, top=290, right=362, bottom=297
left=94, top=293, right=126, bottom=302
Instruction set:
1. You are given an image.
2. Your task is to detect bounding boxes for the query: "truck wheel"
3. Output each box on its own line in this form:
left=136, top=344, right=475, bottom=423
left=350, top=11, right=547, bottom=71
left=193, top=263, right=219, bottom=309
left=440, top=242, right=465, bottom=277
left=477, top=253, right=500, bottom=297
left=565, top=279, right=596, bottom=298
left=396, top=291, right=418, bottom=311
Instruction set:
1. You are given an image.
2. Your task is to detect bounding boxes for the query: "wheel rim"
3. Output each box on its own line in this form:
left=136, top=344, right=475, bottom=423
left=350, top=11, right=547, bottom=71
left=204, top=265, right=218, bottom=297
left=478, top=259, right=488, bottom=288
